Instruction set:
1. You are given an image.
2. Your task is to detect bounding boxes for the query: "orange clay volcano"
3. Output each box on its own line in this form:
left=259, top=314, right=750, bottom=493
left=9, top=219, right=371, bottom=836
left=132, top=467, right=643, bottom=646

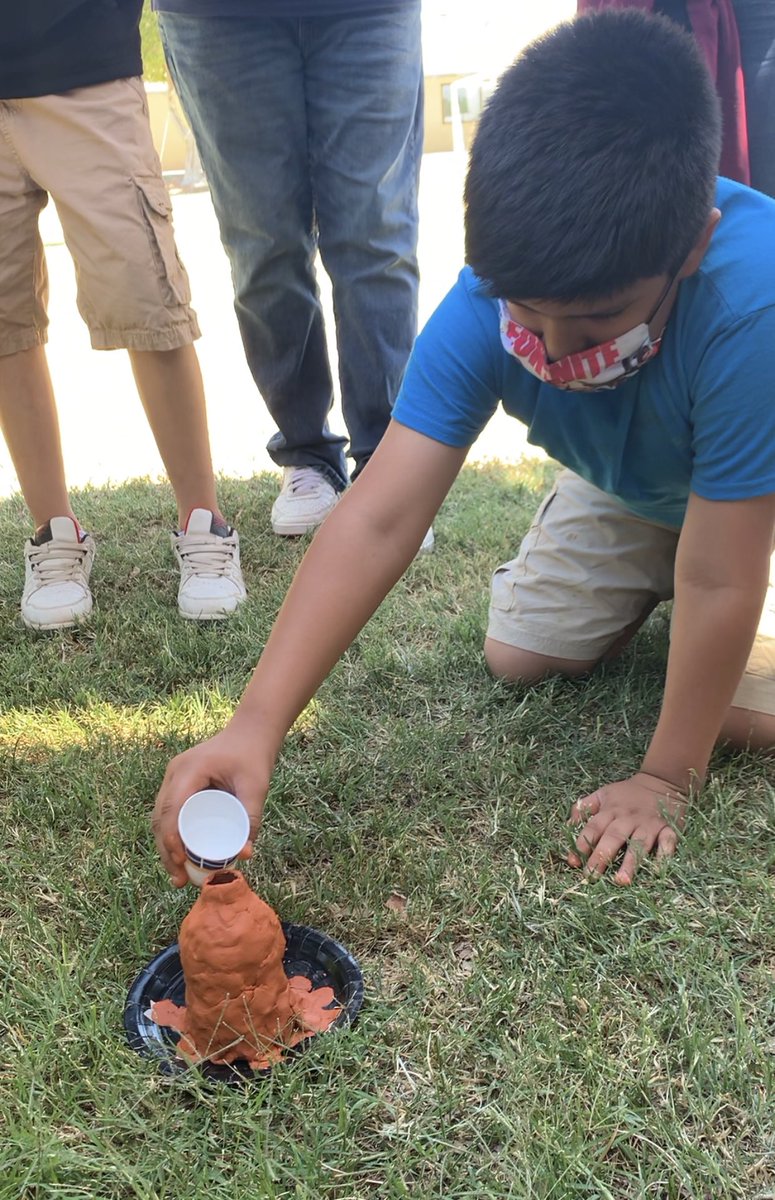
left=150, top=870, right=340, bottom=1070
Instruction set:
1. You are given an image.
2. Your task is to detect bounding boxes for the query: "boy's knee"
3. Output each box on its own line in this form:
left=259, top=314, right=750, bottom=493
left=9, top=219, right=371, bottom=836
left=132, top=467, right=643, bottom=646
left=483, top=636, right=595, bottom=684
left=718, top=706, right=775, bottom=754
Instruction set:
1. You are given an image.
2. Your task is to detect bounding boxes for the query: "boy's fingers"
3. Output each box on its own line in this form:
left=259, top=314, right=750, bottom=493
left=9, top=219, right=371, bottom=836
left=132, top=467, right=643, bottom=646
left=153, top=760, right=208, bottom=880
left=569, top=793, right=602, bottom=824
left=614, top=831, right=654, bottom=885
left=161, top=827, right=185, bottom=863
left=154, top=795, right=184, bottom=856
left=566, top=813, right=605, bottom=867
left=614, top=849, right=638, bottom=885
left=233, top=773, right=268, bottom=845
left=584, top=828, right=627, bottom=878
left=154, top=834, right=187, bottom=887
left=575, top=833, right=597, bottom=859
left=655, top=826, right=679, bottom=861
left=574, top=813, right=605, bottom=855
left=152, top=806, right=173, bottom=860
left=152, top=744, right=269, bottom=884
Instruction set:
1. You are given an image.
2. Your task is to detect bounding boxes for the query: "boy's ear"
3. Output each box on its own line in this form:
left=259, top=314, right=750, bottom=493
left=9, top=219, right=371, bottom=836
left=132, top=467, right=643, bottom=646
left=678, top=208, right=721, bottom=279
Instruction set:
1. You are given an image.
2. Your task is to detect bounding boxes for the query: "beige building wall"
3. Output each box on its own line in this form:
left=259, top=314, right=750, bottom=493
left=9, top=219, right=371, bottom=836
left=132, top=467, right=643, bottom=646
left=423, top=73, right=479, bottom=154
left=145, top=82, right=188, bottom=174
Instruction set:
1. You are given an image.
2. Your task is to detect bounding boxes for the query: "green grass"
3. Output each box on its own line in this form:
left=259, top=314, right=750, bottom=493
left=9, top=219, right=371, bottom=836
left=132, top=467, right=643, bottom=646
left=1, top=461, right=774, bottom=1200
left=140, top=3, right=167, bottom=84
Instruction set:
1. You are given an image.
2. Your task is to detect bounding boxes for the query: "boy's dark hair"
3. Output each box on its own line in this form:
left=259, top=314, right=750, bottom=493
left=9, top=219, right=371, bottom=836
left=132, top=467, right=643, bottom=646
left=464, top=10, right=722, bottom=302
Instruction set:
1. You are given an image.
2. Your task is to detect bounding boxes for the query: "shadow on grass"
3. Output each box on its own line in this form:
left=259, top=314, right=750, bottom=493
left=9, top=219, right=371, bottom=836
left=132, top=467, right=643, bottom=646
left=1, top=461, right=774, bottom=1199
left=0, top=459, right=559, bottom=708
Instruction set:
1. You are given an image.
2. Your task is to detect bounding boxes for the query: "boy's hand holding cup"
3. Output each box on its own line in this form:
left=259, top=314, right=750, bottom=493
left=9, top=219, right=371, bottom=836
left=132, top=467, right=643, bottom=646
left=153, top=726, right=274, bottom=886
left=176, top=788, right=252, bottom=886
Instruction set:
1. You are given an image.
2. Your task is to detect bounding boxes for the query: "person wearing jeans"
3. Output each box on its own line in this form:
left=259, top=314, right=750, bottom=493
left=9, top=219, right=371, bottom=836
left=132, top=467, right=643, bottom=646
left=154, top=0, right=425, bottom=539
left=733, top=0, right=775, bottom=199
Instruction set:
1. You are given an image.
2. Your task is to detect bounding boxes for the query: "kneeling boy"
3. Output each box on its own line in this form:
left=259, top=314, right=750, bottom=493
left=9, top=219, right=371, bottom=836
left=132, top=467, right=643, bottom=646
left=154, top=10, right=775, bottom=885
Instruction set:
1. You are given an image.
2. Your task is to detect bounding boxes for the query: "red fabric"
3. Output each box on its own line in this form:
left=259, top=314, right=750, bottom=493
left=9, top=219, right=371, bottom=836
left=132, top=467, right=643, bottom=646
left=576, top=0, right=750, bottom=184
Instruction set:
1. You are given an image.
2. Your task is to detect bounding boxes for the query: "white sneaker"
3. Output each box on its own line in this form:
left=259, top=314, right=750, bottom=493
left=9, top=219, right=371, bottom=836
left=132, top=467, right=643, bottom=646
left=271, top=467, right=340, bottom=536
left=171, top=509, right=247, bottom=620
left=22, top=516, right=95, bottom=631
left=418, top=526, right=435, bottom=555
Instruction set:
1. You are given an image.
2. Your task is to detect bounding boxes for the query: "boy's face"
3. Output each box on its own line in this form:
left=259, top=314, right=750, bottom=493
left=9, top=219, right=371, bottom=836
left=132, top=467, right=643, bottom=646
left=505, top=273, right=678, bottom=365
left=504, top=206, right=721, bottom=364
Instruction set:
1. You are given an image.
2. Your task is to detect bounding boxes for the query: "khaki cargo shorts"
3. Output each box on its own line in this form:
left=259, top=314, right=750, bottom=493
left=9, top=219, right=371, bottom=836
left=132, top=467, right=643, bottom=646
left=0, top=77, right=200, bottom=354
left=487, top=469, right=775, bottom=716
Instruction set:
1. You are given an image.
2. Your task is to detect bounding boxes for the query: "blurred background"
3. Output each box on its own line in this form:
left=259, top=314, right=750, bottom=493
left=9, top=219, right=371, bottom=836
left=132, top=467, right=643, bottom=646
left=0, top=1, right=575, bottom=499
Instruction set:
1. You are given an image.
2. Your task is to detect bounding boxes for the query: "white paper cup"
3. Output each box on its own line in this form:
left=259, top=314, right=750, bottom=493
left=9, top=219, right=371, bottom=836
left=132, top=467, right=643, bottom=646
left=177, top=789, right=251, bottom=887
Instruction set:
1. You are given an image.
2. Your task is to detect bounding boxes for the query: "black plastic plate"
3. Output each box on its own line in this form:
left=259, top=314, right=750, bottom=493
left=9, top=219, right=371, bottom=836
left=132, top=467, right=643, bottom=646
left=124, top=922, right=364, bottom=1082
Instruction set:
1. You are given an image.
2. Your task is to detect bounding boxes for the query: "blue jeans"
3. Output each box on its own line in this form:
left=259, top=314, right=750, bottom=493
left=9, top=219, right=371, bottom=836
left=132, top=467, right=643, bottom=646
left=158, top=7, right=423, bottom=489
left=734, top=0, right=775, bottom=199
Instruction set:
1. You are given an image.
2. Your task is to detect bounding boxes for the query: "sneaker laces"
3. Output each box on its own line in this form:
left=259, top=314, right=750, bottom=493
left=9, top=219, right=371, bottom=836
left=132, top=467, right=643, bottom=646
left=28, top=539, right=89, bottom=584
left=285, top=467, right=333, bottom=497
left=176, top=531, right=239, bottom=577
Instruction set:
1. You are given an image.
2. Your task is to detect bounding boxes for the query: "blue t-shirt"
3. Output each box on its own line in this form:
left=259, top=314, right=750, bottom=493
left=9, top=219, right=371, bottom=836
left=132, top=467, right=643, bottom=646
left=393, top=178, right=775, bottom=529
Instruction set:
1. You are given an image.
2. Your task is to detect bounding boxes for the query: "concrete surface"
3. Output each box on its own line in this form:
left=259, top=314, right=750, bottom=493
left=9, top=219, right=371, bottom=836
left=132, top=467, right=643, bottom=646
left=0, top=151, right=533, bottom=502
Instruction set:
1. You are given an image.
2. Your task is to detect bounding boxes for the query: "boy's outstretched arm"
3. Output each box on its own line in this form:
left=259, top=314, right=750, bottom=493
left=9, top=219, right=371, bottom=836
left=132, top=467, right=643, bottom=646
left=153, top=421, right=468, bottom=884
left=569, top=490, right=775, bottom=884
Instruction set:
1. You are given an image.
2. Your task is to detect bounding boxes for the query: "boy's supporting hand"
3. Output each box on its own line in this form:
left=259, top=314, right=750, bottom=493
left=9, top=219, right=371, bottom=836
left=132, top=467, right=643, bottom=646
left=566, top=772, right=688, bottom=885
left=152, top=725, right=271, bottom=886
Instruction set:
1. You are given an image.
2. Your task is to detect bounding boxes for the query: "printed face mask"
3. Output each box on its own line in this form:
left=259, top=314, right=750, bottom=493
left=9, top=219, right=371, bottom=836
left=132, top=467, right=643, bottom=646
left=498, top=276, right=675, bottom=392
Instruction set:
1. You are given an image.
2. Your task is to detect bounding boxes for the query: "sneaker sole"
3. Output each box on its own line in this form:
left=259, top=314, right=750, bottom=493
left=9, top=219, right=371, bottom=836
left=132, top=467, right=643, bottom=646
left=271, top=493, right=340, bottom=537
left=271, top=517, right=329, bottom=536
left=179, top=609, right=235, bottom=621
left=22, top=611, right=92, bottom=631
left=272, top=511, right=338, bottom=535
left=178, top=597, right=245, bottom=620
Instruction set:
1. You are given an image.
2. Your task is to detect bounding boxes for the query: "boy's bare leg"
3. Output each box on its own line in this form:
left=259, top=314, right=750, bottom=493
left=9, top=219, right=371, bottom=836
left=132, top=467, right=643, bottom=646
left=718, top=706, right=775, bottom=753
left=485, top=636, right=775, bottom=753
left=485, top=638, right=775, bottom=754
left=128, top=345, right=223, bottom=528
left=0, top=346, right=93, bottom=630
left=130, top=344, right=246, bottom=620
left=484, top=638, right=593, bottom=683
left=483, top=603, right=659, bottom=684
left=0, top=346, right=76, bottom=527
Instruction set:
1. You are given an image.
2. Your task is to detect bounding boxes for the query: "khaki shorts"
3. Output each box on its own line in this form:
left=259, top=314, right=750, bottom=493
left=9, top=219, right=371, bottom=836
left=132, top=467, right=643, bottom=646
left=0, top=77, right=200, bottom=354
left=487, top=469, right=775, bottom=716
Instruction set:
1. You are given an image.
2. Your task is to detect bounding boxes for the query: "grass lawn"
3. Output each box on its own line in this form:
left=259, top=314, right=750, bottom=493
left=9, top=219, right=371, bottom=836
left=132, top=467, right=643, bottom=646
left=1, top=460, right=773, bottom=1200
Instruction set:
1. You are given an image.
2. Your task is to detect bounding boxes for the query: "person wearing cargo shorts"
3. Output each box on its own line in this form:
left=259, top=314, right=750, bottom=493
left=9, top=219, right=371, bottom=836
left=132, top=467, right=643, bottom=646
left=487, top=468, right=775, bottom=745
left=0, top=0, right=246, bottom=629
